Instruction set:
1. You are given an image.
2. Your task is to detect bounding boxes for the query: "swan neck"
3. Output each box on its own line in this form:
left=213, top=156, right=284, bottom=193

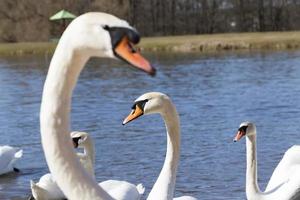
left=246, top=135, right=262, bottom=199
left=83, top=139, right=96, bottom=177
left=84, top=139, right=95, bottom=165
left=147, top=102, right=180, bottom=200
left=40, top=38, right=112, bottom=200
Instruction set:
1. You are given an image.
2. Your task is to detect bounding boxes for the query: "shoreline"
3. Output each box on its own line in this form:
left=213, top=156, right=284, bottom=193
left=0, top=31, right=300, bottom=56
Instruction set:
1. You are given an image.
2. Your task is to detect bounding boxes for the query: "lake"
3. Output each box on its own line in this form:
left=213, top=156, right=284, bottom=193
left=0, top=50, right=300, bottom=200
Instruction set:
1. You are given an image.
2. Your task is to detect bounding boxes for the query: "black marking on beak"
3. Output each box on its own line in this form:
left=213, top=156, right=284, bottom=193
left=72, top=137, right=81, bottom=148
left=104, top=26, right=140, bottom=49
left=131, top=99, right=149, bottom=110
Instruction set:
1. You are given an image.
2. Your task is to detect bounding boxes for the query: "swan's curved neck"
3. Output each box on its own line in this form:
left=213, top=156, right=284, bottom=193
left=246, top=135, right=263, bottom=199
left=147, top=102, right=180, bottom=200
left=40, top=38, right=113, bottom=200
left=84, top=139, right=95, bottom=165
left=83, top=139, right=96, bottom=177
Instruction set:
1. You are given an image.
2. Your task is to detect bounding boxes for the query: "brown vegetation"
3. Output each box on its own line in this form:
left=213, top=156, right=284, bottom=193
left=0, top=0, right=300, bottom=42
left=0, top=31, right=299, bottom=56
left=0, top=0, right=129, bottom=42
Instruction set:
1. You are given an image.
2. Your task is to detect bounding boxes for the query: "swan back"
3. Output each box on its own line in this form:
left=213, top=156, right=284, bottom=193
left=99, top=180, right=144, bottom=200
left=30, top=173, right=65, bottom=200
left=31, top=180, right=51, bottom=200
left=265, top=145, right=300, bottom=196
left=0, top=146, right=22, bottom=175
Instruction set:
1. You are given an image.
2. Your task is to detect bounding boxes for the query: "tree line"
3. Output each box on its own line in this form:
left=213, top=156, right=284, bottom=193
left=132, top=0, right=300, bottom=36
left=0, top=0, right=299, bottom=42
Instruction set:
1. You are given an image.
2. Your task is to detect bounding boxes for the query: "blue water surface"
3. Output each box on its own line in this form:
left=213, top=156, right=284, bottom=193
left=0, top=50, right=300, bottom=200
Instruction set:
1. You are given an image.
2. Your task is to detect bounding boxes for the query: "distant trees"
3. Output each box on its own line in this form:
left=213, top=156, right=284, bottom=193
left=131, top=0, right=300, bottom=36
left=0, top=0, right=299, bottom=42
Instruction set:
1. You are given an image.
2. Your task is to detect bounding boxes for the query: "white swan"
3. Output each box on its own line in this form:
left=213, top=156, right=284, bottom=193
left=72, top=131, right=145, bottom=200
left=123, top=92, right=197, bottom=200
left=0, top=145, right=22, bottom=175
left=234, top=121, right=300, bottom=200
left=40, top=12, right=155, bottom=200
left=31, top=131, right=144, bottom=200
left=71, top=131, right=95, bottom=178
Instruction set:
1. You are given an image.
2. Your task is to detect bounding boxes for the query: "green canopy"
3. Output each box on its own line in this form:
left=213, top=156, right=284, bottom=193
left=50, top=10, right=76, bottom=20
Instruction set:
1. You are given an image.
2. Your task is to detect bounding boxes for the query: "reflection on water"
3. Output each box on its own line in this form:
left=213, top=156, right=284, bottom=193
left=0, top=50, right=300, bottom=199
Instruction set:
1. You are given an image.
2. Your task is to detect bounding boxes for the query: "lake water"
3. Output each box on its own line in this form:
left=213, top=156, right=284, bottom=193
left=0, top=50, right=300, bottom=200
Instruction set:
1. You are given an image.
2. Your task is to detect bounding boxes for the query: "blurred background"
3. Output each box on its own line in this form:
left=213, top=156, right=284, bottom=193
left=0, top=0, right=299, bottom=42
left=0, top=1, right=300, bottom=200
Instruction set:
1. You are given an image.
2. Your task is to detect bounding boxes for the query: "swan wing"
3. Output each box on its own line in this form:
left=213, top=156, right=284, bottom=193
left=34, top=173, right=65, bottom=199
left=99, top=179, right=144, bottom=200
left=265, top=145, right=300, bottom=194
left=0, top=146, right=22, bottom=174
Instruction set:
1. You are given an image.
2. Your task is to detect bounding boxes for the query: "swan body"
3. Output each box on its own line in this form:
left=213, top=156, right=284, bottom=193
left=30, top=173, right=65, bottom=200
left=123, top=92, right=197, bottom=200
left=234, top=122, right=300, bottom=200
left=0, top=145, right=22, bottom=175
left=40, top=12, right=154, bottom=200
left=99, top=180, right=145, bottom=200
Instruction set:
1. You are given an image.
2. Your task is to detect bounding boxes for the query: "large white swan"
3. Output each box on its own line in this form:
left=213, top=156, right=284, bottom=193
left=0, top=145, right=22, bottom=175
left=122, top=92, right=197, bottom=200
left=30, top=131, right=144, bottom=200
left=40, top=12, right=155, bottom=200
left=234, top=121, right=300, bottom=200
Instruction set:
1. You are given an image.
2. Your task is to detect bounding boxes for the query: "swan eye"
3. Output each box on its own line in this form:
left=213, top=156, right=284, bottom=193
left=102, top=25, right=110, bottom=30
left=132, top=99, right=148, bottom=110
left=238, top=126, right=248, bottom=133
left=72, top=137, right=81, bottom=148
left=105, top=27, right=140, bottom=49
left=123, top=99, right=148, bottom=125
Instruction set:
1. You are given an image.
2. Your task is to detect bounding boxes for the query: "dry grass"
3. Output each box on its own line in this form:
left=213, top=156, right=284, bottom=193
left=0, top=31, right=300, bottom=56
left=0, top=42, right=56, bottom=56
left=139, top=31, right=300, bottom=52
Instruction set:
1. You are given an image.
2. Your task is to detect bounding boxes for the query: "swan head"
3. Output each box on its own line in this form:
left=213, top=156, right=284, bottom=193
left=122, top=92, right=171, bottom=124
left=62, top=12, right=155, bottom=76
left=233, top=121, right=256, bottom=142
left=70, top=131, right=91, bottom=148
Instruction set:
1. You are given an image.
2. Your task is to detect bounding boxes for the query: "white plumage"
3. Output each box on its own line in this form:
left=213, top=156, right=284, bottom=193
left=234, top=122, right=300, bottom=200
left=123, top=92, right=197, bottom=200
left=30, top=132, right=144, bottom=200
left=40, top=12, right=153, bottom=200
left=0, top=145, right=22, bottom=175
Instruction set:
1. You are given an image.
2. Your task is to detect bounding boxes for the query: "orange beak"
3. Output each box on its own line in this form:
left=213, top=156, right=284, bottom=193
left=233, top=130, right=246, bottom=142
left=115, top=37, right=156, bottom=76
left=122, top=105, right=144, bottom=125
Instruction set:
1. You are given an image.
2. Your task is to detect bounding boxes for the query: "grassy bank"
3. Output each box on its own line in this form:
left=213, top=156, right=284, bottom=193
left=0, top=31, right=300, bottom=56
left=0, top=42, right=57, bottom=56
left=140, top=31, right=300, bottom=52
